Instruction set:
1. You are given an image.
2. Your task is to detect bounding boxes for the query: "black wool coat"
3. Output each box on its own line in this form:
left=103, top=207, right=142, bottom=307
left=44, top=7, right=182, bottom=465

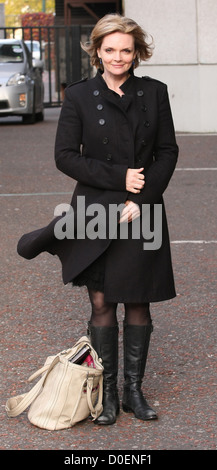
left=17, top=70, right=179, bottom=303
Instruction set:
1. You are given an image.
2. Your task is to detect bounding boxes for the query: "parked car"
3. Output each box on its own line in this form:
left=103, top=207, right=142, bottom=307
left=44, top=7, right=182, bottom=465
left=25, top=40, right=42, bottom=61
left=0, top=39, right=44, bottom=123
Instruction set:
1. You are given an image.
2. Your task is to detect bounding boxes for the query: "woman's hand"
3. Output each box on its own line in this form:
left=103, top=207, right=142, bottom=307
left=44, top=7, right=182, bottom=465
left=119, top=200, right=141, bottom=224
left=126, top=168, right=145, bottom=193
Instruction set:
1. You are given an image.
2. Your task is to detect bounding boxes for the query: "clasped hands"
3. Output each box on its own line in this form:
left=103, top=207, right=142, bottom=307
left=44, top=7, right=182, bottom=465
left=119, top=168, right=145, bottom=223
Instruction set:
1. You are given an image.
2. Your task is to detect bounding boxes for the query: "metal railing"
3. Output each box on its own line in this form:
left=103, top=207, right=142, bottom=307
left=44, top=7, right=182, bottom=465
left=0, top=25, right=93, bottom=107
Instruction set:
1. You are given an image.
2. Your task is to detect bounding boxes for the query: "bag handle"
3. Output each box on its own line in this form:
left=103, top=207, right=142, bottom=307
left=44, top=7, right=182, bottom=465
left=69, top=373, right=103, bottom=426
left=5, top=356, right=60, bottom=418
left=86, top=374, right=103, bottom=420
left=27, top=337, right=93, bottom=382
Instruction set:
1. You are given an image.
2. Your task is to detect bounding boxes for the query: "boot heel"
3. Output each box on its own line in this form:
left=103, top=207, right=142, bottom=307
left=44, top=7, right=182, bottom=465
left=122, top=403, right=132, bottom=413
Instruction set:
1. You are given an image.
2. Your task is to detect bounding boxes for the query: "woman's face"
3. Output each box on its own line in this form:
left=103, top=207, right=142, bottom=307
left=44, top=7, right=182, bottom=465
left=97, top=32, right=136, bottom=78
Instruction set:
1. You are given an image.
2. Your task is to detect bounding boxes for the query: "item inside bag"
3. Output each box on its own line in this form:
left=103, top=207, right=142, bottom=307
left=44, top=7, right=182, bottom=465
left=69, top=344, right=95, bottom=367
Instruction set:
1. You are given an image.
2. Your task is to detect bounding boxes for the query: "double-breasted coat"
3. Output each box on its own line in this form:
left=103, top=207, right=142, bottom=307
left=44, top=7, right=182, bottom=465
left=17, top=70, right=179, bottom=303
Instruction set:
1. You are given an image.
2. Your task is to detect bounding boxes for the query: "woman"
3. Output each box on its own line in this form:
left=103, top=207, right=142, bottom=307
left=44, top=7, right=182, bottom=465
left=17, top=14, right=178, bottom=425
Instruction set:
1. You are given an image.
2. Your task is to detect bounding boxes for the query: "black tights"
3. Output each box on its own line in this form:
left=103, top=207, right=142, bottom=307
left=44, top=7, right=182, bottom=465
left=88, top=289, right=151, bottom=327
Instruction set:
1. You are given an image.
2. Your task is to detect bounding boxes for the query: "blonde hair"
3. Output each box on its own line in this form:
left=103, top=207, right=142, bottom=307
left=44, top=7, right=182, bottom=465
left=81, top=13, right=154, bottom=69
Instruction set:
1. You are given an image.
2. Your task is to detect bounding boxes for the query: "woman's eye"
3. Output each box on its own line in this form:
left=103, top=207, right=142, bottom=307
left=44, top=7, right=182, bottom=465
left=104, top=48, right=132, bottom=54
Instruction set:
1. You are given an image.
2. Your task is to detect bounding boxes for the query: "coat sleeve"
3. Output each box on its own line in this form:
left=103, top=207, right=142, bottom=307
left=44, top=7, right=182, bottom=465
left=55, top=87, right=128, bottom=191
left=129, top=85, right=179, bottom=207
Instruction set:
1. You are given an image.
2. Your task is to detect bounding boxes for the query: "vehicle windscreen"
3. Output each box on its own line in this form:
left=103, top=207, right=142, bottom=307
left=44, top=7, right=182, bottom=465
left=0, top=43, right=24, bottom=63
left=26, top=42, right=39, bottom=52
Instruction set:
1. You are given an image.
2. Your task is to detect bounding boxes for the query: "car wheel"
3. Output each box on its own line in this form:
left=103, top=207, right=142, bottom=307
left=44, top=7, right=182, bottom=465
left=22, top=111, right=36, bottom=124
left=36, top=110, right=44, bottom=122
left=22, top=92, right=36, bottom=124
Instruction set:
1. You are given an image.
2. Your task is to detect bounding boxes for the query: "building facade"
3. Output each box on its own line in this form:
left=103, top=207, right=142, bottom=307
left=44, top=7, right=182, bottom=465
left=124, top=0, right=217, bottom=133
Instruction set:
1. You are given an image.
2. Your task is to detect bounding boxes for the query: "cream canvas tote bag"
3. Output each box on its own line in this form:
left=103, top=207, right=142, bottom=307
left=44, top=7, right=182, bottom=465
left=6, top=336, right=104, bottom=430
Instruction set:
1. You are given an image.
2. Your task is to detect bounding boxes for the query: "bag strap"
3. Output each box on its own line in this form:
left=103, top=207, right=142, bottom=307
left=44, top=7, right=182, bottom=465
left=27, top=337, right=92, bottom=382
left=28, top=363, right=51, bottom=382
left=5, top=356, right=60, bottom=418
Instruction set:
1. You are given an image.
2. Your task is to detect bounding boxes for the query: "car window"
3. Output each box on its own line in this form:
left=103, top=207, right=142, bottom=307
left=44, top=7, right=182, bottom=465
left=26, top=42, right=39, bottom=52
left=0, top=43, right=24, bottom=63
left=32, top=43, right=39, bottom=51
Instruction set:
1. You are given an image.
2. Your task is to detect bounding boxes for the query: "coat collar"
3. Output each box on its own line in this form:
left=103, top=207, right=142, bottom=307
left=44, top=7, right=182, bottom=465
left=94, top=68, right=135, bottom=92
left=93, top=69, right=134, bottom=111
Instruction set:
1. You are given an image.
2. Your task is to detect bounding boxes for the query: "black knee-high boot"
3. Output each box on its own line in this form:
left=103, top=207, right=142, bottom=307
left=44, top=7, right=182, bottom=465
left=87, top=322, right=120, bottom=425
left=122, top=322, right=158, bottom=420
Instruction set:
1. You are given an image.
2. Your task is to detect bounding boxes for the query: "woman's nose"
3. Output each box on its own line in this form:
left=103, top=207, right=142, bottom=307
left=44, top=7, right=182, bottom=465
left=114, top=51, right=121, bottom=61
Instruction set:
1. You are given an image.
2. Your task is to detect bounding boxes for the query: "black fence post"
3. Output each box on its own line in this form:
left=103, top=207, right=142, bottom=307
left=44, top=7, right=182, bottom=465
left=71, top=25, right=81, bottom=83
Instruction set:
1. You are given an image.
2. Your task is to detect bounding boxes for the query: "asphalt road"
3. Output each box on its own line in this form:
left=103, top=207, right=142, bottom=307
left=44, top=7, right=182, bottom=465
left=0, top=109, right=216, bottom=457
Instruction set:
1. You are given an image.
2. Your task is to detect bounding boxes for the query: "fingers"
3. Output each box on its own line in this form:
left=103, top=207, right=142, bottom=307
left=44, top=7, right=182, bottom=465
left=126, top=168, right=145, bottom=194
left=119, top=205, right=130, bottom=223
left=119, top=201, right=141, bottom=223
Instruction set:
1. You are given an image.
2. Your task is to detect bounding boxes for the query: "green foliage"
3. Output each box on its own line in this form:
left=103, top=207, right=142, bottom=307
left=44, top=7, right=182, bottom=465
left=2, top=0, right=55, bottom=27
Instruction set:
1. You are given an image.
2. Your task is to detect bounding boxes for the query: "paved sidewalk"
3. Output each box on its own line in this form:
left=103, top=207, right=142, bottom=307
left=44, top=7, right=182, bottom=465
left=0, top=109, right=216, bottom=454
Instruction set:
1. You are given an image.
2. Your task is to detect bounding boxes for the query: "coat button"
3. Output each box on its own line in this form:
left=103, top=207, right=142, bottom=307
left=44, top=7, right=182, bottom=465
left=93, top=90, right=100, bottom=96
left=97, top=104, right=103, bottom=110
left=99, top=119, right=105, bottom=126
left=137, top=90, right=144, bottom=97
left=106, top=154, right=112, bottom=161
left=144, top=121, right=150, bottom=127
left=141, top=140, right=147, bottom=146
left=141, top=105, right=147, bottom=112
left=103, top=137, right=109, bottom=144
